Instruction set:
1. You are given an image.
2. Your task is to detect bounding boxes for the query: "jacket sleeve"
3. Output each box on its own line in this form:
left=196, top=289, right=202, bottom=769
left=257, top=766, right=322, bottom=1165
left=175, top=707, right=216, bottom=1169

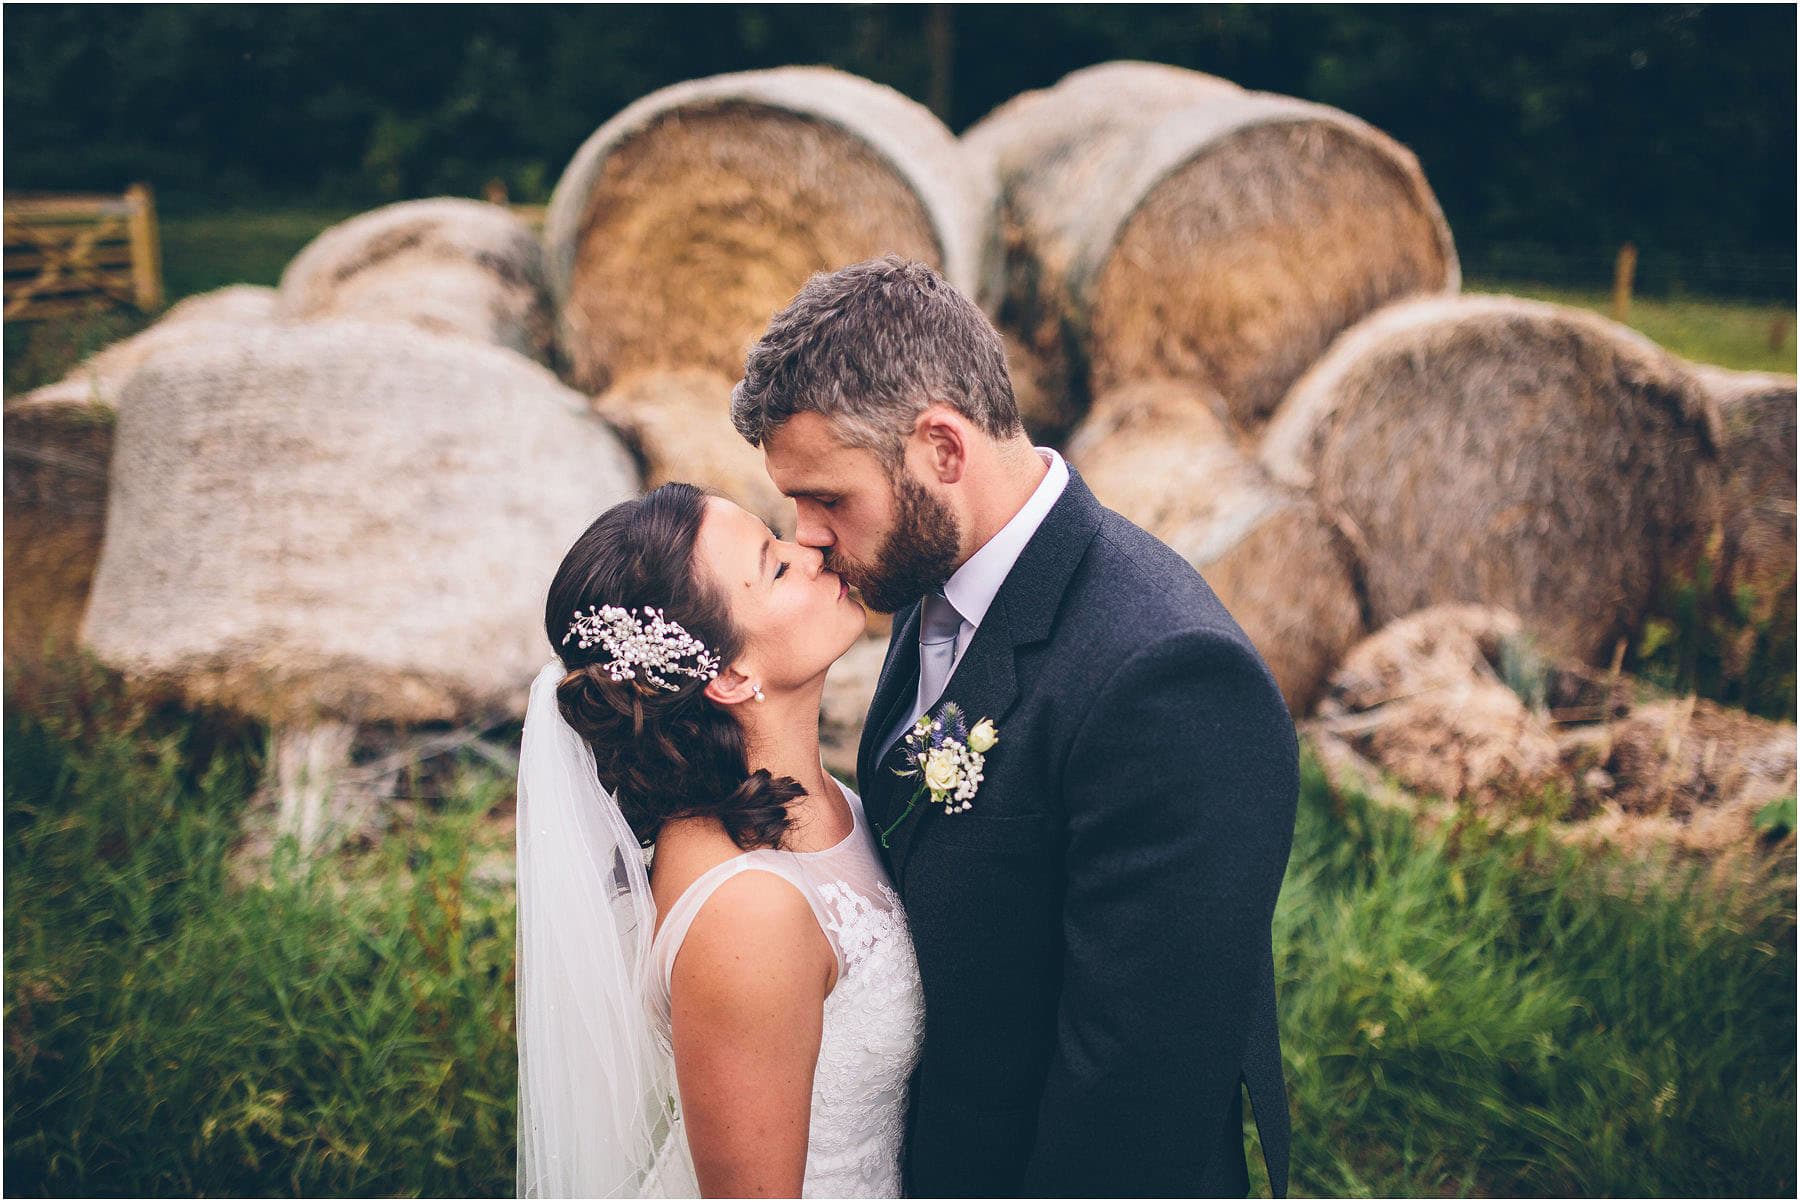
left=1021, top=628, right=1299, bottom=1196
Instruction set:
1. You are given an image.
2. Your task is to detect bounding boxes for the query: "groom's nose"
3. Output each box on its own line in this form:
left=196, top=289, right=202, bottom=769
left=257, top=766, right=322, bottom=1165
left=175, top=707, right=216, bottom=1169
left=794, top=503, right=834, bottom=551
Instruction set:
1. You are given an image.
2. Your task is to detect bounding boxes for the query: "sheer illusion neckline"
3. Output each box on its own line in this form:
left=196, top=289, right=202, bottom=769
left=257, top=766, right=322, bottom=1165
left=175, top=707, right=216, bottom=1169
left=787, top=778, right=860, bottom=857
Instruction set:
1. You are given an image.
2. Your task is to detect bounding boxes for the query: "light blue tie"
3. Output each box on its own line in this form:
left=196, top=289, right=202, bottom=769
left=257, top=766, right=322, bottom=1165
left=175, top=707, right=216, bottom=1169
left=884, top=591, right=964, bottom=757
left=914, top=590, right=964, bottom=721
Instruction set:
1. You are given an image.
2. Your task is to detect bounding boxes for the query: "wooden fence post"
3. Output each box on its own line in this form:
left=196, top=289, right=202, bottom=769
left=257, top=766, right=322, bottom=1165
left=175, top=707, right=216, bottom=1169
left=1611, top=242, right=1637, bottom=322
left=125, top=181, right=164, bottom=312
left=926, top=4, right=954, bottom=122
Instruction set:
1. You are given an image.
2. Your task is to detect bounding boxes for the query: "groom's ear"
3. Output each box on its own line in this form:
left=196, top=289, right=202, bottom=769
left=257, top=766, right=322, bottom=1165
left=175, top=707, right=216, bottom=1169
left=704, top=665, right=760, bottom=707
left=912, top=405, right=968, bottom=485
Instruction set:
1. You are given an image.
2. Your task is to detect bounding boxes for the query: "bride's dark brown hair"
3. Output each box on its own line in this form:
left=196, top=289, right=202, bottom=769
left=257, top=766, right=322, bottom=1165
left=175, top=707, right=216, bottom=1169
left=544, top=482, right=803, bottom=849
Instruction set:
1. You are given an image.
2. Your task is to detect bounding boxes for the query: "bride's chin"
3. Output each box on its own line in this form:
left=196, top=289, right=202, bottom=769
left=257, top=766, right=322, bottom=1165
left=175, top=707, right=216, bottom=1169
left=835, top=607, right=866, bottom=653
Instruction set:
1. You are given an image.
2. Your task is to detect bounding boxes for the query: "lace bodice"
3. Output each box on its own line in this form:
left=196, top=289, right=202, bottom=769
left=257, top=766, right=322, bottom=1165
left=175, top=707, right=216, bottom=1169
left=640, top=782, right=924, bottom=1198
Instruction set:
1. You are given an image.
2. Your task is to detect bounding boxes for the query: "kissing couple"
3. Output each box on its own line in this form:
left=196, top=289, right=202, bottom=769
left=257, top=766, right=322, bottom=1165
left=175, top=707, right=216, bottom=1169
left=515, top=257, right=1299, bottom=1198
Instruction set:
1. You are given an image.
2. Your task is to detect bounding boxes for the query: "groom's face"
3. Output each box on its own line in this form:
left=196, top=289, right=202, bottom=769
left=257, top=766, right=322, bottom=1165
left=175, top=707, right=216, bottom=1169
left=762, top=412, right=961, bottom=614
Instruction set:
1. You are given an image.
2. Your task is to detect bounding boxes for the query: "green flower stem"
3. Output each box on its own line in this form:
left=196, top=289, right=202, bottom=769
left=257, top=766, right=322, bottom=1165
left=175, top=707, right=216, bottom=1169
left=878, top=782, right=928, bottom=849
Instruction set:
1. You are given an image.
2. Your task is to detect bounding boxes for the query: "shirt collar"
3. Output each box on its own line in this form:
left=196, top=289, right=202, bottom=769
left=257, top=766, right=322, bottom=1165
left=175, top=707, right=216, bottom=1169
left=942, top=447, right=1070, bottom=630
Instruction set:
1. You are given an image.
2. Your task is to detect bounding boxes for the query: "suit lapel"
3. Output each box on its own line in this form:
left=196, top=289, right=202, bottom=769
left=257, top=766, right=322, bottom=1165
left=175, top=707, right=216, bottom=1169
left=875, top=599, right=1022, bottom=877
left=875, top=469, right=1110, bottom=885
left=857, top=601, right=921, bottom=817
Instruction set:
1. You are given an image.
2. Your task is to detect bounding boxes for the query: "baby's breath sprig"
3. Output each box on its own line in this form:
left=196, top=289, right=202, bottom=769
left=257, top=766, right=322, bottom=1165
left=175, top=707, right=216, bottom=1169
left=563, top=604, right=721, bottom=692
left=878, top=701, right=999, bottom=849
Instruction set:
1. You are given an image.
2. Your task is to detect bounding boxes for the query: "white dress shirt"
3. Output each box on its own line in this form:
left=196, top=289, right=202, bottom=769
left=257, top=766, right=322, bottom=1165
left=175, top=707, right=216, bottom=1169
left=936, top=446, right=1070, bottom=679
left=887, top=448, right=1070, bottom=753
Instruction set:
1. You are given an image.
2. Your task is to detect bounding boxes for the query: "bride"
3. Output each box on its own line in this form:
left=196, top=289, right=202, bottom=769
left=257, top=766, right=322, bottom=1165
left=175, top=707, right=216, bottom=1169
left=515, top=481, right=924, bottom=1198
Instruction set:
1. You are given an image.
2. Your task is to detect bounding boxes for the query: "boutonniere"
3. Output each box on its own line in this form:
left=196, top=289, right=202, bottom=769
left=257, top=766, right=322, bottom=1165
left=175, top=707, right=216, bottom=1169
left=878, top=701, right=999, bottom=849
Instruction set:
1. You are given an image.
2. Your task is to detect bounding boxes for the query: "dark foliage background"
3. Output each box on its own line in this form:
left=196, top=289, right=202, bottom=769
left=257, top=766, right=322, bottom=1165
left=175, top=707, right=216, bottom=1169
left=4, top=3, right=1795, bottom=296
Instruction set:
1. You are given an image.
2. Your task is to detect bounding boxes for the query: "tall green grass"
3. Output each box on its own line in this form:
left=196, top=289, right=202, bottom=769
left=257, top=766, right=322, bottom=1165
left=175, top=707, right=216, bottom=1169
left=5, top=656, right=1795, bottom=1196
left=5, top=658, right=517, bottom=1195
left=1253, top=755, right=1795, bottom=1196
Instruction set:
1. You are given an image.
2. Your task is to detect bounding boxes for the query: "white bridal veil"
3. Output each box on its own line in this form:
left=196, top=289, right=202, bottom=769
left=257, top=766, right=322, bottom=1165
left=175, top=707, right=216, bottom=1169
left=515, top=660, right=674, bottom=1197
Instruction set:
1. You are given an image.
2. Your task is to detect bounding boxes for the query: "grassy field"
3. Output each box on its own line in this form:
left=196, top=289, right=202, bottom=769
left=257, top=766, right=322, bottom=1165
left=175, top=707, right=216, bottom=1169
left=4, top=653, right=1793, bottom=1197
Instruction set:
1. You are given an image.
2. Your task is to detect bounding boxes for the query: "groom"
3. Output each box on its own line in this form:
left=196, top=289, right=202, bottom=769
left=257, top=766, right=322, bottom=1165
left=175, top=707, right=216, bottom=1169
left=732, top=257, right=1298, bottom=1198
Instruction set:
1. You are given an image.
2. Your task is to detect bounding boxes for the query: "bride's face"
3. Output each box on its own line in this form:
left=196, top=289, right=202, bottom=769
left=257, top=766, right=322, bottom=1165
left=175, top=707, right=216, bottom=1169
left=692, top=495, right=865, bottom=696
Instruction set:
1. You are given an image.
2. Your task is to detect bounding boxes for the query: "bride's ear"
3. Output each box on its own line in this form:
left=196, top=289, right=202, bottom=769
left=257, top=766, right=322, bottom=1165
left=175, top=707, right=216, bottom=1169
left=704, top=665, right=760, bottom=707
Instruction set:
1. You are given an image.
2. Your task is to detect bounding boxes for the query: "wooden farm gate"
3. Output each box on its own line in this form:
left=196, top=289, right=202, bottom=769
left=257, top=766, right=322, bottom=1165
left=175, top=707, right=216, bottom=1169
left=4, top=183, right=164, bottom=321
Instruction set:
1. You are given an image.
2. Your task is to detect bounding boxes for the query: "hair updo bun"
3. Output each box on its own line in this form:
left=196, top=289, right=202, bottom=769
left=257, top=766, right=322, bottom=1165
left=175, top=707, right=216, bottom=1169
left=544, top=483, right=803, bottom=849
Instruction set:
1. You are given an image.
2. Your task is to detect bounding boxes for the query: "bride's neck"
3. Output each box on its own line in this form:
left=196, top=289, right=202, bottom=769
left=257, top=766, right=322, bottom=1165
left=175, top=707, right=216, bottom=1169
left=735, top=681, right=831, bottom=802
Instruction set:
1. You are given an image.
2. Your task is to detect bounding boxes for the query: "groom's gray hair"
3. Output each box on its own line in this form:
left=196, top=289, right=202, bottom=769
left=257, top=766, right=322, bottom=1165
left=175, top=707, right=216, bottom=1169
left=730, top=256, right=1022, bottom=468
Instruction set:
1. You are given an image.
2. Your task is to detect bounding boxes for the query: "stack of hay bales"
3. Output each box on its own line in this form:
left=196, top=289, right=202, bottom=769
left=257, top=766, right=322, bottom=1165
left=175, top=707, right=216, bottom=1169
left=1065, top=379, right=1362, bottom=713
left=963, top=60, right=1459, bottom=440
left=277, top=198, right=556, bottom=365
left=5, top=286, right=280, bottom=661
left=1259, top=293, right=1724, bottom=670
left=79, top=321, right=639, bottom=847
left=1309, top=604, right=1796, bottom=888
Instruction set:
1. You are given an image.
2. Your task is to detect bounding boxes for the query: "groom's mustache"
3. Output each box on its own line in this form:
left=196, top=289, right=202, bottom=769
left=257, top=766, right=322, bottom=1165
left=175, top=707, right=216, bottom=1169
left=821, top=548, right=866, bottom=589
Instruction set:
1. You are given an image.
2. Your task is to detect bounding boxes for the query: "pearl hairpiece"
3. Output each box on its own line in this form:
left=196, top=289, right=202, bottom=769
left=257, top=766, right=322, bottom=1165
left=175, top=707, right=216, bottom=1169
left=563, top=604, right=721, bottom=692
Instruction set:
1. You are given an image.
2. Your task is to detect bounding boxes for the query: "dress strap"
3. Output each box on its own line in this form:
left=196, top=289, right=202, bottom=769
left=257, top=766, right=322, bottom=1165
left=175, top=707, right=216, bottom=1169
left=650, top=852, right=846, bottom=1009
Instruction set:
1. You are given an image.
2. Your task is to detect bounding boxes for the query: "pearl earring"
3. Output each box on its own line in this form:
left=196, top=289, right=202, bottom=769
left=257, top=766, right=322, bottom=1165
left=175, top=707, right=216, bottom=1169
left=753, top=685, right=766, bottom=702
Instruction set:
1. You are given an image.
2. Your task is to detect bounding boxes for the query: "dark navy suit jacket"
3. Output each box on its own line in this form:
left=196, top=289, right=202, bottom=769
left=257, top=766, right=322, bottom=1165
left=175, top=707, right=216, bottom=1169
left=856, top=467, right=1297, bottom=1198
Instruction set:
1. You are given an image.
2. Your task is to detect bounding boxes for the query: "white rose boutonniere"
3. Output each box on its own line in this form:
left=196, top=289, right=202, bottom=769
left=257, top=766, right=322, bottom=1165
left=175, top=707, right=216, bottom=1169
left=879, top=701, right=995, bottom=849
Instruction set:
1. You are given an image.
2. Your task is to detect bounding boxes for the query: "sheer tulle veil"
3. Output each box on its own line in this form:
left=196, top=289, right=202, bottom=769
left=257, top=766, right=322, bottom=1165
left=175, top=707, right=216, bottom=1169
left=515, top=660, right=674, bottom=1197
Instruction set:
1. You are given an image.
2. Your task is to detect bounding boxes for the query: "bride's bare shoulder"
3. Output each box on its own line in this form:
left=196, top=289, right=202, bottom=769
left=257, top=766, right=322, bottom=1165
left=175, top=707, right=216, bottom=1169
left=650, top=816, right=833, bottom=993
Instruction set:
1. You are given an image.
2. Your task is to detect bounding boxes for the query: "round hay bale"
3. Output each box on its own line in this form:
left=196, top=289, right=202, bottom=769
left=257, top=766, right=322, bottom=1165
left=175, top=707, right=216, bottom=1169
left=277, top=199, right=555, bottom=364
left=1260, top=294, right=1723, bottom=668
left=1322, top=603, right=1529, bottom=713
left=1067, top=379, right=1361, bottom=713
left=593, top=368, right=793, bottom=536
left=1553, top=695, right=1796, bottom=865
left=1355, top=680, right=1563, bottom=807
left=1308, top=603, right=1796, bottom=891
left=962, top=60, right=1458, bottom=439
left=1312, top=605, right=1563, bottom=805
left=821, top=633, right=890, bottom=781
left=13, top=285, right=280, bottom=412
left=161, top=283, right=280, bottom=326
left=79, top=320, right=639, bottom=727
left=544, top=66, right=993, bottom=394
left=5, top=287, right=281, bottom=661
left=1691, top=365, right=1795, bottom=648
left=4, top=401, right=111, bottom=661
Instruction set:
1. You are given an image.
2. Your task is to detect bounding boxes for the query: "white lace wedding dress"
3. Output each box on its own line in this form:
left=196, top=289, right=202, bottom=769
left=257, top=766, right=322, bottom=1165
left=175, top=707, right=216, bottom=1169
left=639, top=782, right=925, bottom=1198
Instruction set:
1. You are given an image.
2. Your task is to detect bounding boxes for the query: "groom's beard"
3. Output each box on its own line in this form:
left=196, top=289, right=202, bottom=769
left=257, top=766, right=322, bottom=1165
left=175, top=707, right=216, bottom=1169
left=831, top=472, right=961, bottom=614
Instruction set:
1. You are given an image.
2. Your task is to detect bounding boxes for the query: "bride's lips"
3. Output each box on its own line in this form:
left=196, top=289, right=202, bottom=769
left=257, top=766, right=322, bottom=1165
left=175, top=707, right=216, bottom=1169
left=838, top=577, right=849, bottom=599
